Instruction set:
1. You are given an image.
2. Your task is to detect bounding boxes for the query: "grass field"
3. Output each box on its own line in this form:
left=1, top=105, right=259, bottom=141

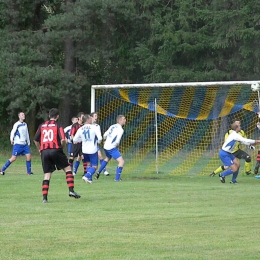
left=1, top=155, right=260, bottom=260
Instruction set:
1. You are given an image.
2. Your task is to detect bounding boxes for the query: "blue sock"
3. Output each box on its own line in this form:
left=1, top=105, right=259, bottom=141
left=2, top=160, right=11, bottom=171
left=98, top=161, right=108, bottom=173
left=73, top=161, right=80, bottom=173
left=26, top=160, right=31, bottom=174
left=115, top=166, right=123, bottom=181
left=84, top=167, right=96, bottom=180
left=100, top=159, right=107, bottom=172
left=232, top=171, right=239, bottom=182
left=221, top=168, right=233, bottom=177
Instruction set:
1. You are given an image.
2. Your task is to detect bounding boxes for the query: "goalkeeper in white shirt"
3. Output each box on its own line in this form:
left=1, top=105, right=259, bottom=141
left=73, top=114, right=102, bottom=184
left=218, top=122, right=260, bottom=184
left=95, top=115, right=126, bottom=181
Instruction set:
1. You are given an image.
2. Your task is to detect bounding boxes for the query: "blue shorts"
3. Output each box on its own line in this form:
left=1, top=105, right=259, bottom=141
left=219, top=149, right=235, bottom=167
left=83, top=152, right=98, bottom=167
left=104, top=148, right=122, bottom=160
left=12, top=144, right=31, bottom=156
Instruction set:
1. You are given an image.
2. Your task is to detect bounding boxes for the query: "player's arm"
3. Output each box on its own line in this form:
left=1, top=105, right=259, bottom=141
left=10, top=122, right=18, bottom=145
left=26, top=124, right=30, bottom=146
left=236, top=134, right=259, bottom=146
left=114, top=128, right=124, bottom=147
left=57, top=125, right=66, bottom=149
left=70, top=124, right=76, bottom=141
left=33, top=128, right=41, bottom=153
left=95, top=126, right=102, bottom=144
left=103, top=127, right=110, bottom=140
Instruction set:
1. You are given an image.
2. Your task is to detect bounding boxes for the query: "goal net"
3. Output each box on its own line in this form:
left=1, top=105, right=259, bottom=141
left=91, top=81, right=260, bottom=175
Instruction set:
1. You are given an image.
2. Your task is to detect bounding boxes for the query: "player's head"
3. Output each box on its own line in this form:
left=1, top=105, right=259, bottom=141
left=71, top=117, right=78, bottom=124
left=232, top=120, right=241, bottom=126
left=84, top=114, right=92, bottom=124
left=231, top=121, right=241, bottom=132
left=18, top=112, right=25, bottom=121
left=117, top=115, right=126, bottom=126
left=77, top=112, right=85, bottom=123
left=90, top=112, right=98, bottom=123
left=49, top=108, right=59, bottom=120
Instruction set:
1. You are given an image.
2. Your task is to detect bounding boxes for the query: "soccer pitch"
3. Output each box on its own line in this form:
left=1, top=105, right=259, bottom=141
left=0, top=155, right=260, bottom=260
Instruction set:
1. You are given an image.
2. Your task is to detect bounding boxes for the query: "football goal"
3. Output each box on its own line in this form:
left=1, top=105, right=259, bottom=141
left=91, top=81, right=260, bottom=175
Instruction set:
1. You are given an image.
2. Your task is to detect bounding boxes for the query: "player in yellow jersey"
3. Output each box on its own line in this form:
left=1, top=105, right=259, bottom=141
left=210, top=120, right=253, bottom=176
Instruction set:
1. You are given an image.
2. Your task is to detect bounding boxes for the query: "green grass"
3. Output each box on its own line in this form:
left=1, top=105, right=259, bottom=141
left=0, top=155, right=260, bottom=259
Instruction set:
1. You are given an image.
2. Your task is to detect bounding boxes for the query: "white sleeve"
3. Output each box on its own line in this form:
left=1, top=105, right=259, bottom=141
left=113, top=128, right=124, bottom=147
left=103, top=127, right=110, bottom=140
left=26, top=125, right=30, bottom=146
left=64, top=126, right=70, bottom=133
left=235, top=134, right=255, bottom=146
left=95, top=126, right=102, bottom=144
left=10, top=122, right=18, bottom=142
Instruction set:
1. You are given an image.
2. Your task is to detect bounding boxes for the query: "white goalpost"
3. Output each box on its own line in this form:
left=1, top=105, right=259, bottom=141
left=91, top=81, right=260, bottom=175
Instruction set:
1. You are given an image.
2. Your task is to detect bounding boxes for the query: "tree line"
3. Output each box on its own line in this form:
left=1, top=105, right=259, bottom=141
left=0, top=0, right=259, bottom=138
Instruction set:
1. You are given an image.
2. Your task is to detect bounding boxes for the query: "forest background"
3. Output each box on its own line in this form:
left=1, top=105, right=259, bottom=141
left=0, top=0, right=260, bottom=143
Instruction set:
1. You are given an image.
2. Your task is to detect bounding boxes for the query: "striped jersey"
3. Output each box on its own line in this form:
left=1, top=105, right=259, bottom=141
left=34, top=120, right=65, bottom=151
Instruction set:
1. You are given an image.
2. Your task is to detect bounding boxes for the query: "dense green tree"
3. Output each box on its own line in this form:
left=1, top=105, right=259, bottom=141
left=0, top=0, right=260, bottom=138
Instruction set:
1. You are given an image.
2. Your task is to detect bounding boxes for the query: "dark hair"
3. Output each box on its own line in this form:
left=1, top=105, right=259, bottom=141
left=83, top=114, right=92, bottom=123
left=49, top=108, right=59, bottom=119
left=90, top=112, right=98, bottom=117
left=77, top=112, right=85, bottom=119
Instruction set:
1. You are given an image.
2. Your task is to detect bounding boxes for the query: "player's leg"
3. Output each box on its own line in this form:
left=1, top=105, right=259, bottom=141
left=0, top=155, right=17, bottom=175
left=73, top=156, right=80, bottom=175
left=230, top=158, right=240, bottom=184
left=98, top=149, right=109, bottom=176
left=254, top=150, right=260, bottom=175
left=42, top=172, right=52, bottom=203
left=234, top=149, right=251, bottom=175
left=95, top=149, right=111, bottom=180
left=218, top=151, right=238, bottom=183
left=82, top=153, right=98, bottom=184
left=24, top=144, right=33, bottom=175
left=115, top=156, right=124, bottom=181
left=55, top=149, right=81, bottom=199
left=209, top=166, right=225, bottom=177
left=0, top=144, right=20, bottom=175
left=68, top=144, right=78, bottom=175
left=72, top=144, right=82, bottom=175
left=41, top=150, right=53, bottom=203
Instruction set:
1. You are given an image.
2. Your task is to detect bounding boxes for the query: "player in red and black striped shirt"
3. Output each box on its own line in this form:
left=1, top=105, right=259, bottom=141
left=68, top=112, right=85, bottom=175
left=34, top=108, right=81, bottom=203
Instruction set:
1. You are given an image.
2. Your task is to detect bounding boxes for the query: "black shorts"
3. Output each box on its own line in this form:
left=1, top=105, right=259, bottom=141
left=69, top=143, right=82, bottom=158
left=232, top=149, right=249, bottom=160
left=41, top=149, right=69, bottom=173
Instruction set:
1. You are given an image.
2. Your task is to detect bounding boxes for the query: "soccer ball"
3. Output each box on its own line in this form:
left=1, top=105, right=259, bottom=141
left=251, top=82, right=260, bottom=92
left=104, top=170, right=110, bottom=176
